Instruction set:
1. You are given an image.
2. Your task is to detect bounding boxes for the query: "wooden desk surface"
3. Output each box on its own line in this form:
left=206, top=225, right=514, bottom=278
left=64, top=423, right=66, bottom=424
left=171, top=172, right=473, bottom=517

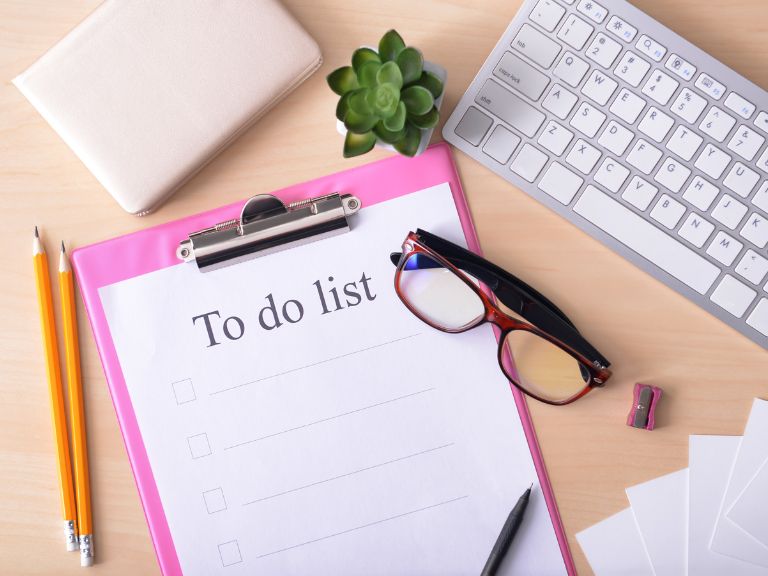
left=1, top=1, right=767, bottom=573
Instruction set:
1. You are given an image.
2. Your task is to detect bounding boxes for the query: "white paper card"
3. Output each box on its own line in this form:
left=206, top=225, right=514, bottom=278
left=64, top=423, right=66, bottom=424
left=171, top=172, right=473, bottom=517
left=576, top=508, right=654, bottom=576
left=626, top=468, right=688, bottom=576
left=728, top=455, right=768, bottom=546
left=710, top=399, right=768, bottom=566
left=688, top=435, right=766, bottom=576
left=99, top=184, right=566, bottom=575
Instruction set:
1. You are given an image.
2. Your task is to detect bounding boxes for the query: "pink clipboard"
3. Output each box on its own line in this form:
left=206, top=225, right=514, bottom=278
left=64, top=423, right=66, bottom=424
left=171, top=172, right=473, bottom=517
left=72, top=142, right=575, bottom=575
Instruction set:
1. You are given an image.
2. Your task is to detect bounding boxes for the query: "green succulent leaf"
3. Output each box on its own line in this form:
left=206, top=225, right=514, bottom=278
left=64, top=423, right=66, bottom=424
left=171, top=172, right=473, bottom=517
left=348, top=89, right=373, bottom=116
left=413, top=70, right=444, bottom=99
left=344, top=109, right=379, bottom=134
left=396, top=47, right=423, bottom=86
left=358, top=61, right=381, bottom=88
left=376, top=61, right=403, bottom=90
left=383, top=101, right=406, bottom=132
left=410, top=106, right=439, bottom=130
left=401, top=85, right=434, bottom=116
left=327, top=66, right=359, bottom=95
left=394, top=124, right=421, bottom=157
left=343, top=130, right=377, bottom=158
left=366, top=83, right=401, bottom=118
left=374, top=121, right=407, bottom=144
left=352, top=47, right=380, bottom=74
left=335, top=92, right=351, bottom=121
left=378, top=29, right=406, bottom=62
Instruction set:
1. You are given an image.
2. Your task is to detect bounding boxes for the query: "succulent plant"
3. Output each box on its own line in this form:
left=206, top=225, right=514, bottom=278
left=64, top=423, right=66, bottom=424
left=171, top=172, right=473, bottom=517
left=327, top=30, right=444, bottom=158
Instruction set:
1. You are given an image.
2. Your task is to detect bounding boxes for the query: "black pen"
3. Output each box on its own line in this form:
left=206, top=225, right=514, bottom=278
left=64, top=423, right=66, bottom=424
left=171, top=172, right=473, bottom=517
left=480, top=484, right=533, bottom=576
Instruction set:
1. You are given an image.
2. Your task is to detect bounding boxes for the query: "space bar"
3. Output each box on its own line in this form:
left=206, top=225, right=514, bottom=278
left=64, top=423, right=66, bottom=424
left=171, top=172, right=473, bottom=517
left=574, top=186, right=720, bottom=295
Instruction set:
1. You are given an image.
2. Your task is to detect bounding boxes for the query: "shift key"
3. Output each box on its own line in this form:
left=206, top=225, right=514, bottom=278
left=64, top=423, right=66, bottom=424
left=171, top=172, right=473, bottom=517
left=475, top=79, right=546, bottom=137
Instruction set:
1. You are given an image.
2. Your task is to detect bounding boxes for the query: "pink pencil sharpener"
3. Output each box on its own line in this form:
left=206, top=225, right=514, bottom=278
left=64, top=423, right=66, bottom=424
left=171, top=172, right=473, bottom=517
left=627, top=383, right=663, bottom=430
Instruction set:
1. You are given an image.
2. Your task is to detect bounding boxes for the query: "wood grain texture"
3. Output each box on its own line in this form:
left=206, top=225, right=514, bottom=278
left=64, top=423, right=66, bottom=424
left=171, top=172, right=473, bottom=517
left=1, top=1, right=767, bottom=573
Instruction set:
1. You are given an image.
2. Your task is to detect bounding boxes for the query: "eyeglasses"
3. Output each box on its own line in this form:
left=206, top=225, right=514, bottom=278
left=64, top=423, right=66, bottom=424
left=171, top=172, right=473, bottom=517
left=390, top=229, right=612, bottom=405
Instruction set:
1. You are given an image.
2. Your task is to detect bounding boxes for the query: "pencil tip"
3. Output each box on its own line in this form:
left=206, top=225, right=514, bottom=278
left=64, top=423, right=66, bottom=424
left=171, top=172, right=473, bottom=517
left=61, top=241, right=66, bottom=253
left=34, top=225, right=39, bottom=238
left=529, top=483, right=533, bottom=490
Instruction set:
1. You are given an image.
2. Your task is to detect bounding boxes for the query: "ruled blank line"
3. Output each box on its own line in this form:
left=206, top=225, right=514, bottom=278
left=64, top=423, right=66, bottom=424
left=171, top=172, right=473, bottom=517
left=254, top=495, right=469, bottom=560
left=210, top=333, right=422, bottom=395
left=242, top=443, right=455, bottom=506
left=223, top=387, right=436, bottom=451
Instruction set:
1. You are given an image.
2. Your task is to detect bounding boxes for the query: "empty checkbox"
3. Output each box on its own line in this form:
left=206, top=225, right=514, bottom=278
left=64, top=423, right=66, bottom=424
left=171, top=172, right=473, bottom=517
left=172, top=379, right=196, bottom=404
left=218, top=540, right=242, bottom=567
left=187, top=433, right=212, bottom=459
left=203, top=488, right=227, bottom=514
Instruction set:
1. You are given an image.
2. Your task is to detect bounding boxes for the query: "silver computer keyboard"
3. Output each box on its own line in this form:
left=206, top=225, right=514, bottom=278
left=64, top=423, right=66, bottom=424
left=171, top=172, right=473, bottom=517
left=443, top=0, right=768, bottom=350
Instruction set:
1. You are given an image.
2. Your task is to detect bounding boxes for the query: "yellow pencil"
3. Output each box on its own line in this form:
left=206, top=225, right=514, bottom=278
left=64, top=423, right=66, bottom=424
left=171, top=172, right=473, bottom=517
left=60, top=242, right=94, bottom=567
left=33, top=227, right=78, bottom=551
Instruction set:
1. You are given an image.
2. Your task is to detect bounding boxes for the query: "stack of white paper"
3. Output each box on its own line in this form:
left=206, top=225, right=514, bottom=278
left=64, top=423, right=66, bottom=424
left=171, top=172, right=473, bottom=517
left=576, top=398, right=768, bottom=576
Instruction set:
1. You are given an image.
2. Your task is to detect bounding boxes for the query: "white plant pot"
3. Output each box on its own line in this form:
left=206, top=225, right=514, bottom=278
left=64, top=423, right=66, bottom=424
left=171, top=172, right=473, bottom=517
left=336, top=56, right=447, bottom=157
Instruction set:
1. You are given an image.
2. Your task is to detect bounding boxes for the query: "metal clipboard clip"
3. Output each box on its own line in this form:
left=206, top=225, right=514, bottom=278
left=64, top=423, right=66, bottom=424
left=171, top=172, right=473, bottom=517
left=177, top=192, right=361, bottom=272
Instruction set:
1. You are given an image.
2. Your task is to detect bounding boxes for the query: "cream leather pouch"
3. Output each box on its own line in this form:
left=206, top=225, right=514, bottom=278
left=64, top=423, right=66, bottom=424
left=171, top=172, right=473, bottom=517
left=14, top=0, right=322, bottom=214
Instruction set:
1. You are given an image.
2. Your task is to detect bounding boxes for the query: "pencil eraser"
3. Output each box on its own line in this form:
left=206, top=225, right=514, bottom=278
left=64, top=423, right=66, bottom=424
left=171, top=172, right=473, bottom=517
left=627, top=382, right=662, bottom=430
left=81, top=555, right=94, bottom=567
left=67, top=540, right=78, bottom=552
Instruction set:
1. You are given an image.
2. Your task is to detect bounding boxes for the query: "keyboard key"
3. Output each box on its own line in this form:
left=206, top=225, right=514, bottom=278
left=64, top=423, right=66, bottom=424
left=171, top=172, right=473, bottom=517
left=706, top=231, right=743, bottom=266
left=475, top=80, right=546, bottom=137
left=636, top=34, right=667, bottom=62
left=723, top=162, right=759, bottom=198
left=711, top=194, right=748, bottom=229
left=724, top=92, right=756, bottom=119
left=553, top=52, right=590, bottom=87
left=570, top=102, right=606, bottom=138
left=606, top=15, right=637, bottom=43
left=683, top=176, right=719, bottom=211
left=511, top=144, right=549, bottom=182
left=573, top=185, right=720, bottom=294
left=695, top=73, right=726, bottom=100
left=482, top=125, right=521, bottom=164
left=654, top=157, right=691, bottom=193
left=512, top=24, right=561, bottom=68
left=754, top=111, right=768, bottom=135
left=757, top=147, right=768, bottom=174
left=699, top=107, right=737, bottom=142
left=678, top=213, right=715, bottom=248
left=694, top=144, right=731, bottom=180
left=627, top=139, right=663, bottom=174
left=650, top=194, right=685, bottom=228
left=666, top=125, right=703, bottom=161
left=542, top=84, right=578, bottom=119
left=710, top=275, right=755, bottom=318
left=740, top=213, right=768, bottom=249
left=594, top=158, right=630, bottom=192
left=610, top=88, right=646, bottom=124
left=664, top=54, right=696, bottom=81
left=529, top=0, right=566, bottom=32
left=538, top=162, right=584, bottom=204
left=557, top=14, right=594, bottom=50
left=753, top=182, right=768, bottom=212
left=454, top=107, right=492, bottom=146
left=581, top=69, right=618, bottom=105
left=598, top=121, right=634, bottom=156
left=642, top=70, right=679, bottom=106
left=747, top=299, right=768, bottom=336
left=577, top=0, right=608, bottom=23
left=586, top=33, right=622, bottom=68
left=736, top=250, right=768, bottom=284
left=727, top=125, right=765, bottom=162
left=613, top=52, right=650, bottom=87
left=638, top=107, right=674, bottom=142
left=493, top=52, right=551, bottom=100
left=670, top=88, right=707, bottom=124
left=622, top=176, right=658, bottom=210
left=566, top=139, right=601, bottom=173
left=538, top=120, right=574, bottom=155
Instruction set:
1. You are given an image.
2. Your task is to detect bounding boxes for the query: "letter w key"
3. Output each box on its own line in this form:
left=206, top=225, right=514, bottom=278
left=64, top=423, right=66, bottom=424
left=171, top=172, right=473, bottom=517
left=582, top=69, right=618, bottom=106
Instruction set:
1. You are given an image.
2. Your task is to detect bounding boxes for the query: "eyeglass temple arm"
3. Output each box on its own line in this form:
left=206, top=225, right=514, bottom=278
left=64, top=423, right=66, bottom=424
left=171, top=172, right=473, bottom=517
left=410, top=229, right=611, bottom=368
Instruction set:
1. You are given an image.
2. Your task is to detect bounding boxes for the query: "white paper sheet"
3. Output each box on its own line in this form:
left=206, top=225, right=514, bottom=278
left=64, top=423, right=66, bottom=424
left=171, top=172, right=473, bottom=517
left=688, top=435, right=766, bottom=576
left=710, top=399, right=768, bottom=566
left=728, top=456, right=768, bottom=547
left=99, top=183, right=565, bottom=575
left=625, top=468, right=688, bottom=576
left=576, top=508, right=654, bottom=576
